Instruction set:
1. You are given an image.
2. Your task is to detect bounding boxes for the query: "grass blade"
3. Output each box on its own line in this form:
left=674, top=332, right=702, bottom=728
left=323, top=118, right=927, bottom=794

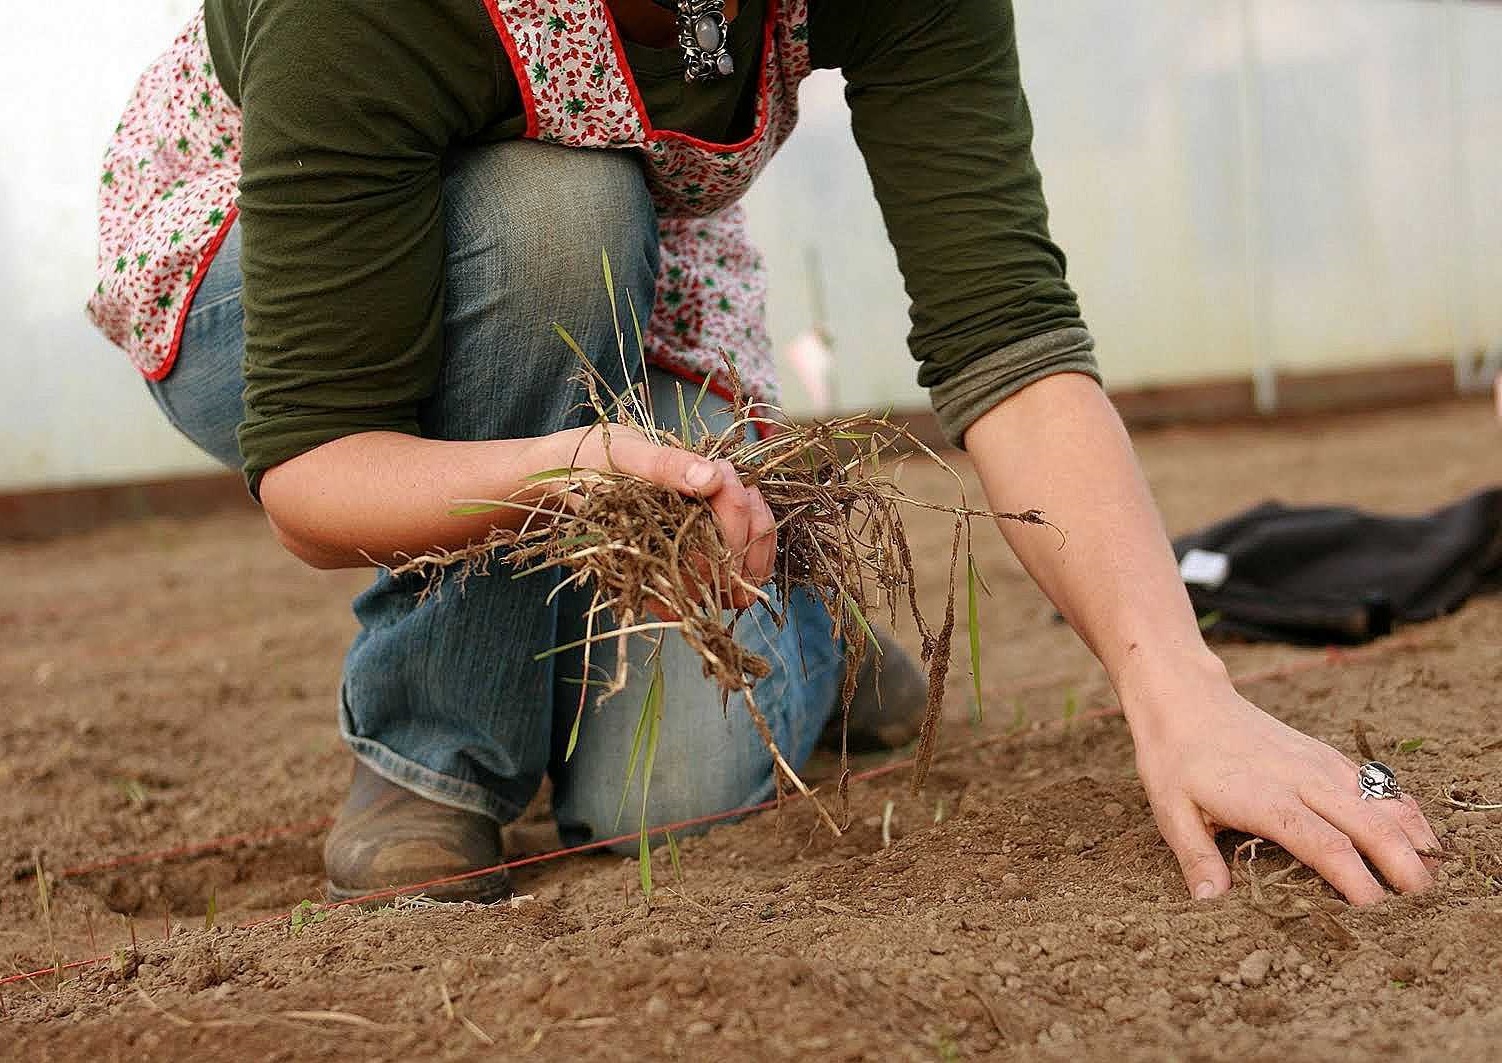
left=551, top=322, right=589, bottom=363
left=614, top=661, right=661, bottom=830
left=522, top=467, right=581, bottom=483
left=675, top=383, right=693, bottom=447
left=564, top=601, right=599, bottom=762
left=665, top=829, right=684, bottom=887
left=204, top=887, right=217, bottom=931
left=449, top=502, right=505, bottom=517
left=967, top=557, right=984, bottom=725
left=637, top=656, right=666, bottom=901
left=840, top=590, right=883, bottom=657
left=626, top=288, right=648, bottom=378
left=691, top=369, right=715, bottom=425
left=602, top=248, right=622, bottom=351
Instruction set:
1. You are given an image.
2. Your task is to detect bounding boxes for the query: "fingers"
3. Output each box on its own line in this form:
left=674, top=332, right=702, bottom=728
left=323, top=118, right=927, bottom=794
left=706, top=461, right=776, bottom=603
left=1153, top=799, right=1232, bottom=900
left=744, top=486, right=777, bottom=586
left=1250, top=801, right=1386, bottom=906
left=1394, top=795, right=1445, bottom=864
left=1303, top=784, right=1435, bottom=895
left=707, top=461, right=753, bottom=604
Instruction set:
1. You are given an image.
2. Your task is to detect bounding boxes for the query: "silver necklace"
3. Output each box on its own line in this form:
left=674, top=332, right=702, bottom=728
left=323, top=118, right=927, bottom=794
left=647, top=0, right=735, bottom=83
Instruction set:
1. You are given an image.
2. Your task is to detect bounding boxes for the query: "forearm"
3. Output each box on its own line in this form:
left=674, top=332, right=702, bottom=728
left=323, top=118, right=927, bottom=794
left=962, top=373, right=1228, bottom=719
left=258, top=431, right=561, bottom=569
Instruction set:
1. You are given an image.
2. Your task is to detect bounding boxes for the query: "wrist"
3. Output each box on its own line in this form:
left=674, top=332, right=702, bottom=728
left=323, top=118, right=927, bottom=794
left=1110, top=640, right=1233, bottom=728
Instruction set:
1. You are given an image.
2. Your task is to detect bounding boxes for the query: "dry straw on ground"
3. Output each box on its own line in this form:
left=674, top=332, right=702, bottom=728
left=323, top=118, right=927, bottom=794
left=391, top=292, right=1050, bottom=857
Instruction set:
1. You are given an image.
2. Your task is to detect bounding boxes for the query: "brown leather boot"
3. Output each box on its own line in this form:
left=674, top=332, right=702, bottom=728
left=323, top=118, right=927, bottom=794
left=821, top=627, right=930, bottom=754
left=323, top=762, right=511, bottom=905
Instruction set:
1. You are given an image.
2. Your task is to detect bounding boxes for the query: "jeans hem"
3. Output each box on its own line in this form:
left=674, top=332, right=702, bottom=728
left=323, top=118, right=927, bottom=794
left=337, top=699, right=523, bottom=825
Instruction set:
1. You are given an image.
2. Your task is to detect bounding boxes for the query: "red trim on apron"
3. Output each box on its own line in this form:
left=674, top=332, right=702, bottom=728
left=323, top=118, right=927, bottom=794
left=597, top=0, right=778, bottom=152
left=149, top=206, right=241, bottom=382
left=478, top=0, right=542, bottom=140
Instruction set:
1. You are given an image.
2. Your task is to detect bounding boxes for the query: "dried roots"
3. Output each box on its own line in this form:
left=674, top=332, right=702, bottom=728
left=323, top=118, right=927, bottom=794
left=391, top=358, right=1051, bottom=832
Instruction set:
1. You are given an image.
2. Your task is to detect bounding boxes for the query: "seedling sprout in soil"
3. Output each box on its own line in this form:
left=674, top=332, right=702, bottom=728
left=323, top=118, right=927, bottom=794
left=390, top=253, right=1053, bottom=893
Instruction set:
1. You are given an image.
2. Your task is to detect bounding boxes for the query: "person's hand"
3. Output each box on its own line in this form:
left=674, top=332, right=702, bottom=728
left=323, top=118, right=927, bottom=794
left=536, top=425, right=776, bottom=611
left=1126, top=663, right=1442, bottom=906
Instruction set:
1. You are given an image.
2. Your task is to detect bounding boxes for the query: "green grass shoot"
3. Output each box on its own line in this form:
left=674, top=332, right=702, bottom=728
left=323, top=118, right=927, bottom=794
left=840, top=590, right=882, bottom=657
left=522, top=467, right=580, bottom=483
left=1062, top=690, right=1079, bottom=732
left=601, top=248, right=623, bottom=354
left=449, top=502, right=505, bottom=517
left=675, top=383, right=693, bottom=447
left=204, top=887, right=218, bottom=931
left=613, top=658, right=663, bottom=830
left=550, top=321, right=590, bottom=364
left=665, top=829, right=684, bottom=888
left=691, top=370, right=715, bottom=426
left=1396, top=737, right=1426, bottom=753
left=637, top=656, right=666, bottom=903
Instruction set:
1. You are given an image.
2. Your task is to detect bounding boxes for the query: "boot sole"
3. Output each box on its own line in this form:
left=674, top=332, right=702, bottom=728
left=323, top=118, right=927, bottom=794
left=324, top=869, right=513, bottom=908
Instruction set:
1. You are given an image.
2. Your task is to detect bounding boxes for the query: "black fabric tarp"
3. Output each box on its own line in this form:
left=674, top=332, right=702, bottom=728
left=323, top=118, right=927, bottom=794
left=1171, top=487, right=1502, bottom=645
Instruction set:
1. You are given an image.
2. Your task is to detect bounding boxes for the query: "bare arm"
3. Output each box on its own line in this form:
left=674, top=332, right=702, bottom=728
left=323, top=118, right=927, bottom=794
left=964, top=373, right=1441, bottom=905
left=258, top=428, right=774, bottom=606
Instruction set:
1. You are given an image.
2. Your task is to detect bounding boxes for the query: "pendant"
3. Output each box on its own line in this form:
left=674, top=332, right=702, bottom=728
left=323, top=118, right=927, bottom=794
left=674, top=0, right=734, bottom=83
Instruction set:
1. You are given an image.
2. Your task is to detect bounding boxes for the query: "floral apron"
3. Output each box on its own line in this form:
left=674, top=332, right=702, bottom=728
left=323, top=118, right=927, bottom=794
left=88, top=1, right=811, bottom=408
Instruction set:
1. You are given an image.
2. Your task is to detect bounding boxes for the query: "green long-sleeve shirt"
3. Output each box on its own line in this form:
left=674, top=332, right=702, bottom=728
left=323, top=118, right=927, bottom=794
left=205, top=0, right=1096, bottom=491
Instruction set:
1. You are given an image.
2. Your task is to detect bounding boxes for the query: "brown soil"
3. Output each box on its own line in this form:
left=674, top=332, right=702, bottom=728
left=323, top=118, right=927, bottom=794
left=3, top=399, right=1500, bottom=1061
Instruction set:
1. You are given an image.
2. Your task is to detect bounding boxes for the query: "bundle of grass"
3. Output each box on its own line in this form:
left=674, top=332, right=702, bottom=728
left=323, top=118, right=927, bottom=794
left=391, top=266, right=1051, bottom=860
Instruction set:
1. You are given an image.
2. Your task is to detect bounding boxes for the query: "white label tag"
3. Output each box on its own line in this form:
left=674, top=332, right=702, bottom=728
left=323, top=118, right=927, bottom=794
left=1179, top=548, right=1230, bottom=590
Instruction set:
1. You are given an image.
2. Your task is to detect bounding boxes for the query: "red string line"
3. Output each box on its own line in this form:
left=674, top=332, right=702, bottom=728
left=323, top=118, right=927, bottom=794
left=0, top=634, right=1423, bottom=990
left=53, top=819, right=337, bottom=880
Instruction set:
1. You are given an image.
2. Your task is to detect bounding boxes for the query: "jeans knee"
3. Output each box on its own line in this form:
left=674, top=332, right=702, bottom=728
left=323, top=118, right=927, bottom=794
left=553, top=659, right=775, bottom=852
left=443, top=141, right=659, bottom=311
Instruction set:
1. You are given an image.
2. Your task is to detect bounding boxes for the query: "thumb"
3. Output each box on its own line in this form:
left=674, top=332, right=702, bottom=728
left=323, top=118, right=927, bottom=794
left=1154, top=799, right=1231, bottom=901
left=606, top=437, right=721, bottom=496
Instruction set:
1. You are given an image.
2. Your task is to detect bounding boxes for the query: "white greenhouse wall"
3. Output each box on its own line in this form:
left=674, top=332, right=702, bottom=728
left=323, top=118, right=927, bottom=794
left=2, top=0, right=1499, bottom=491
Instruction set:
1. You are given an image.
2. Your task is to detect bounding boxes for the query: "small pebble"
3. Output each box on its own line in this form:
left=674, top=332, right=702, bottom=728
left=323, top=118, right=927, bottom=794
left=519, top=974, right=549, bottom=1002
left=1238, top=950, right=1274, bottom=988
left=1388, top=961, right=1419, bottom=983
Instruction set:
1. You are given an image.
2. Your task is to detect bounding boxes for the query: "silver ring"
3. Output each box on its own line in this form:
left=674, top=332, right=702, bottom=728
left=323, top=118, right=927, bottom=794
left=1358, top=761, right=1401, bottom=801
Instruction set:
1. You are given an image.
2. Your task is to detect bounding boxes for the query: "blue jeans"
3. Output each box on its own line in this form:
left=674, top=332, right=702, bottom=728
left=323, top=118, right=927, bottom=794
left=148, top=141, right=842, bottom=848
